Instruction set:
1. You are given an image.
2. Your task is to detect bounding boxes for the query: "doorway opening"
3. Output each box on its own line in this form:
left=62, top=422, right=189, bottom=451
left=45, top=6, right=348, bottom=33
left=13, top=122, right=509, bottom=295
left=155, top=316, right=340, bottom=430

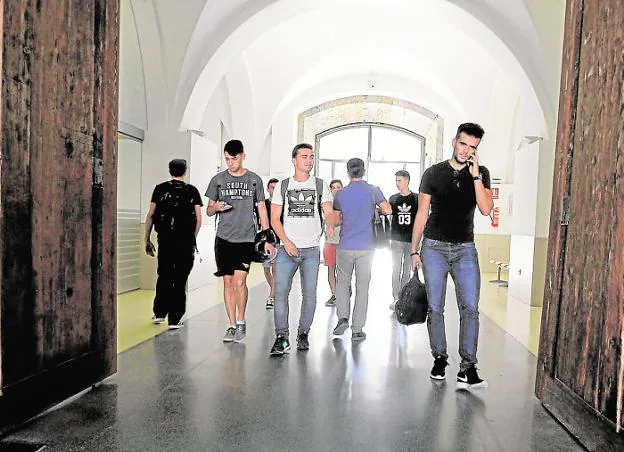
left=315, top=123, right=424, bottom=196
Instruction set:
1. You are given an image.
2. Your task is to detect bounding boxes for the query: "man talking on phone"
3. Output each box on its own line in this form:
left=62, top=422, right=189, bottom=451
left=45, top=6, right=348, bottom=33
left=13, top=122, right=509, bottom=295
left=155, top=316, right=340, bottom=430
left=410, top=123, right=493, bottom=389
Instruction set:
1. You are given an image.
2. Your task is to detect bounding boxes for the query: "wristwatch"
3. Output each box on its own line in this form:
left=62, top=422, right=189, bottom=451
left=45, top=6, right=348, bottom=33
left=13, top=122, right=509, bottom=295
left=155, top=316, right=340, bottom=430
left=472, top=174, right=482, bottom=181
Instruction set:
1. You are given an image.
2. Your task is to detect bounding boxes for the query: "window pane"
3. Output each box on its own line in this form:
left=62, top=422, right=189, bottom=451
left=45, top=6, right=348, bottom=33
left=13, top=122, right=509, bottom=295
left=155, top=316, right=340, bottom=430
left=318, top=127, right=368, bottom=161
left=333, top=160, right=348, bottom=185
left=370, top=127, right=422, bottom=162
left=367, top=162, right=404, bottom=200
left=405, top=163, right=423, bottom=191
left=317, top=160, right=333, bottom=183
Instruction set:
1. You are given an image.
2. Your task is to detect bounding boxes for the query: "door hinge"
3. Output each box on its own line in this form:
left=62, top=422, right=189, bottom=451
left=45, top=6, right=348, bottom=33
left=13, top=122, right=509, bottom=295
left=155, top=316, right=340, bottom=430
left=93, top=158, right=104, bottom=187
left=560, top=196, right=570, bottom=226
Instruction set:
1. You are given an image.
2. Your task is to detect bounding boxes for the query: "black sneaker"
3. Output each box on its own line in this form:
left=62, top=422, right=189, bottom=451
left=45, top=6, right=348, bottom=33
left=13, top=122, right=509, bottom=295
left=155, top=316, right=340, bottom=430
left=457, top=365, right=488, bottom=389
left=333, top=318, right=349, bottom=335
left=269, top=334, right=291, bottom=356
left=325, top=295, right=336, bottom=307
left=297, top=332, right=310, bottom=350
left=430, top=356, right=448, bottom=380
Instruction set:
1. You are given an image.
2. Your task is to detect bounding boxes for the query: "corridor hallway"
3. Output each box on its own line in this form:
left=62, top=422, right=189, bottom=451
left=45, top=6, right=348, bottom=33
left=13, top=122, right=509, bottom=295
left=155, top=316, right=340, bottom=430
left=2, top=252, right=580, bottom=451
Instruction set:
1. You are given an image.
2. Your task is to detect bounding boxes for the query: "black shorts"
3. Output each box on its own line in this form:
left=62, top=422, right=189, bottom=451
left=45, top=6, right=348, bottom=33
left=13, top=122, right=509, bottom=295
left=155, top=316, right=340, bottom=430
left=214, top=236, right=254, bottom=277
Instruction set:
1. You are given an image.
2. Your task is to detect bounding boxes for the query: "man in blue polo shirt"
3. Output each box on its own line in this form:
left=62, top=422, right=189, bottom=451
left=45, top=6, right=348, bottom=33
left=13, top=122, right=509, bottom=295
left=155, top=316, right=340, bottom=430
left=332, top=158, right=392, bottom=340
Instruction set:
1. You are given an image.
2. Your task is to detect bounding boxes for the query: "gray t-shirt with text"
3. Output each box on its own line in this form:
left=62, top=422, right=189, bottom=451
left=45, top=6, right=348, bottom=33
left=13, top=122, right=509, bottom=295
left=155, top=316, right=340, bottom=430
left=205, top=170, right=265, bottom=243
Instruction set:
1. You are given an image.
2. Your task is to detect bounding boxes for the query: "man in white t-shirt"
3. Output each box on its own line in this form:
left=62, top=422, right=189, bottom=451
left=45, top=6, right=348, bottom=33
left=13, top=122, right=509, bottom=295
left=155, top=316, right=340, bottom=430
left=269, top=143, right=333, bottom=355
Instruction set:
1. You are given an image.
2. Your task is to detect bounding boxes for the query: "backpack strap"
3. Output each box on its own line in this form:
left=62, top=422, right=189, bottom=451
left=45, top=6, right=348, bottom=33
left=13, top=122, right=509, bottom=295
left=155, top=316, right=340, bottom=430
left=251, top=179, right=257, bottom=204
left=279, top=178, right=289, bottom=225
left=251, top=179, right=260, bottom=231
left=281, top=178, right=289, bottom=203
left=279, top=177, right=324, bottom=227
left=315, top=176, right=324, bottom=228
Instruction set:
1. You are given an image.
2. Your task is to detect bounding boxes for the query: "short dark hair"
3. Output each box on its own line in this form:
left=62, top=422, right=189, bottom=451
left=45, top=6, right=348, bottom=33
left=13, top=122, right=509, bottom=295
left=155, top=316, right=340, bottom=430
left=267, top=178, right=279, bottom=188
left=168, top=159, right=187, bottom=177
left=329, top=179, right=343, bottom=188
left=455, top=123, right=485, bottom=139
left=292, top=143, right=313, bottom=158
left=347, top=158, right=366, bottom=178
left=224, top=139, right=244, bottom=156
left=395, top=170, right=410, bottom=181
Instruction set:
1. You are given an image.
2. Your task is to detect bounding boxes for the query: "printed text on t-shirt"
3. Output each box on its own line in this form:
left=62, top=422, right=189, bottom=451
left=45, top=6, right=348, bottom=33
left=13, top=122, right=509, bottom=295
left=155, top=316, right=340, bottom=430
left=397, top=203, right=413, bottom=225
left=220, top=182, right=254, bottom=200
left=287, top=189, right=316, bottom=217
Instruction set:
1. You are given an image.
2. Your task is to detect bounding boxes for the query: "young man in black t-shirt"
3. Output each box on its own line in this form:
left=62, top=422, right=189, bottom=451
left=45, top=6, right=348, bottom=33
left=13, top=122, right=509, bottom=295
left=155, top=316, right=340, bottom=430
left=144, top=159, right=203, bottom=329
left=410, top=123, right=493, bottom=389
left=388, top=170, right=418, bottom=310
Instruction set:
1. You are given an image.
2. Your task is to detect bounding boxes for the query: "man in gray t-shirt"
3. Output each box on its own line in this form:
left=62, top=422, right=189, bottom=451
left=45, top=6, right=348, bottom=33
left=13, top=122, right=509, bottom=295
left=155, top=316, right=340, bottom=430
left=205, top=140, right=274, bottom=343
left=205, top=170, right=264, bottom=243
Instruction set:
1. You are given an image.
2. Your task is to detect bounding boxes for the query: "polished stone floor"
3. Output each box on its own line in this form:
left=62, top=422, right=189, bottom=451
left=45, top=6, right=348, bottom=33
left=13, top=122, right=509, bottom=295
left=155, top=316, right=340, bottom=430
left=2, top=261, right=583, bottom=451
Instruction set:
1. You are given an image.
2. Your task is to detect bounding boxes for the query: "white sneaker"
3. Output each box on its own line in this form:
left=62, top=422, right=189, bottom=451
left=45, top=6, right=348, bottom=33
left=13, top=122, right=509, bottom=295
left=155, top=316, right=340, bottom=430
left=152, top=315, right=165, bottom=324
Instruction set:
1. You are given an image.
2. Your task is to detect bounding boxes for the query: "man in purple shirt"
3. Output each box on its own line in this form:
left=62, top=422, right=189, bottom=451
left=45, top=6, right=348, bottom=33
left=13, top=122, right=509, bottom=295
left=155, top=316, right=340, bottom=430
left=332, top=158, right=392, bottom=340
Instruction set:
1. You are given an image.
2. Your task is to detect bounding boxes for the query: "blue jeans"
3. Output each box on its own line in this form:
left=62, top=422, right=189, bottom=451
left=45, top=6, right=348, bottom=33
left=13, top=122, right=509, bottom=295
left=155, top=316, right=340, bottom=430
left=421, top=238, right=481, bottom=370
left=274, top=245, right=320, bottom=336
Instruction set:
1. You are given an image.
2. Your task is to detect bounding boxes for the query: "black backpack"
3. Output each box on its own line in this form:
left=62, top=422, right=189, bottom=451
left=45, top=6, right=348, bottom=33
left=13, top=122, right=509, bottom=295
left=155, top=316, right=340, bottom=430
left=279, top=177, right=325, bottom=227
left=153, top=181, right=196, bottom=237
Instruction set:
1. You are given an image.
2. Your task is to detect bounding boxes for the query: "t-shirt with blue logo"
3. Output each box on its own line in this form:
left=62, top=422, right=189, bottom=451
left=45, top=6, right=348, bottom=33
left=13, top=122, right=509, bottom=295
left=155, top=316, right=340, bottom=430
left=333, top=181, right=386, bottom=251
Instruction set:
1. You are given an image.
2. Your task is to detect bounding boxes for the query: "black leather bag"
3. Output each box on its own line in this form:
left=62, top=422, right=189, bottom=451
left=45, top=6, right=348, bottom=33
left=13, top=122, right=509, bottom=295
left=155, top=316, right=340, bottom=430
left=395, top=273, right=428, bottom=325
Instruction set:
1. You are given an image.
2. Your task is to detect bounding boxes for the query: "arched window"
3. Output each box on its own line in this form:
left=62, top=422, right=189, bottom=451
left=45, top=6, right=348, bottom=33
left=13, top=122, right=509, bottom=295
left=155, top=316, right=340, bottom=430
left=315, top=123, right=424, bottom=198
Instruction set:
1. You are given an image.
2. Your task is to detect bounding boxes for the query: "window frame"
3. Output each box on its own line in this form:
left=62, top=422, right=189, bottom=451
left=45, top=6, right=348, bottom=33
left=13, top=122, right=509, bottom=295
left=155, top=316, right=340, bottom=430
left=314, top=122, right=426, bottom=181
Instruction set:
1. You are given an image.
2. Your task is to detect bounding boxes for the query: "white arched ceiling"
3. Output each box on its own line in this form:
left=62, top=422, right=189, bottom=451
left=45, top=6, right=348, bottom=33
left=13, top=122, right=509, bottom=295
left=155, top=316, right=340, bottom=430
left=177, top=0, right=563, bottom=136
left=259, top=47, right=466, bottom=137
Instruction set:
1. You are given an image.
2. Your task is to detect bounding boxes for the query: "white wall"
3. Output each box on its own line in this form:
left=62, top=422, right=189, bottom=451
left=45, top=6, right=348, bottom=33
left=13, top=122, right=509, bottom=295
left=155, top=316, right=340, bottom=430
left=117, top=138, right=143, bottom=211
left=119, top=0, right=147, bottom=130
left=188, top=134, right=221, bottom=290
left=512, top=144, right=540, bottom=236
left=508, top=141, right=541, bottom=304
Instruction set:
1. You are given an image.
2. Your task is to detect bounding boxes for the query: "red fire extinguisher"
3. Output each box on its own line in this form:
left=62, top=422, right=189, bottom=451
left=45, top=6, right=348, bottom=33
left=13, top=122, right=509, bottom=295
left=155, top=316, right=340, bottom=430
left=491, top=207, right=500, bottom=227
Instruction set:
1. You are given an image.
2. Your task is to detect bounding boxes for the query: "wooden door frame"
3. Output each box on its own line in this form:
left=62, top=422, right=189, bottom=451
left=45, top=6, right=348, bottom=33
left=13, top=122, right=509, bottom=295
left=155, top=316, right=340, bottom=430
left=0, top=0, right=4, bottom=396
left=536, top=0, right=624, bottom=449
left=0, top=0, right=118, bottom=431
left=535, top=0, right=583, bottom=400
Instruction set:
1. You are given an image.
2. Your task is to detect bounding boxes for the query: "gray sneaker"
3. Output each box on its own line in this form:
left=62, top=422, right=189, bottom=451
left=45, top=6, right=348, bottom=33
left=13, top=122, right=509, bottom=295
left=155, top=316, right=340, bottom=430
left=333, top=318, right=349, bottom=335
left=223, top=327, right=236, bottom=342
left=352, top=331, right=367, bottom=341
left=234, top=323, right=247, bottom=342
left=325, top=295, right=336, bottom=306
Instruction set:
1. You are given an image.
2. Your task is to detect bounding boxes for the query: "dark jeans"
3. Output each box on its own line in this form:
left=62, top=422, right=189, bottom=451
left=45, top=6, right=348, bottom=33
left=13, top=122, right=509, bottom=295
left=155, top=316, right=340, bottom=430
left=421, top=238, right=481, bottom=371
left=153, top=239, right=195, bottom=324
